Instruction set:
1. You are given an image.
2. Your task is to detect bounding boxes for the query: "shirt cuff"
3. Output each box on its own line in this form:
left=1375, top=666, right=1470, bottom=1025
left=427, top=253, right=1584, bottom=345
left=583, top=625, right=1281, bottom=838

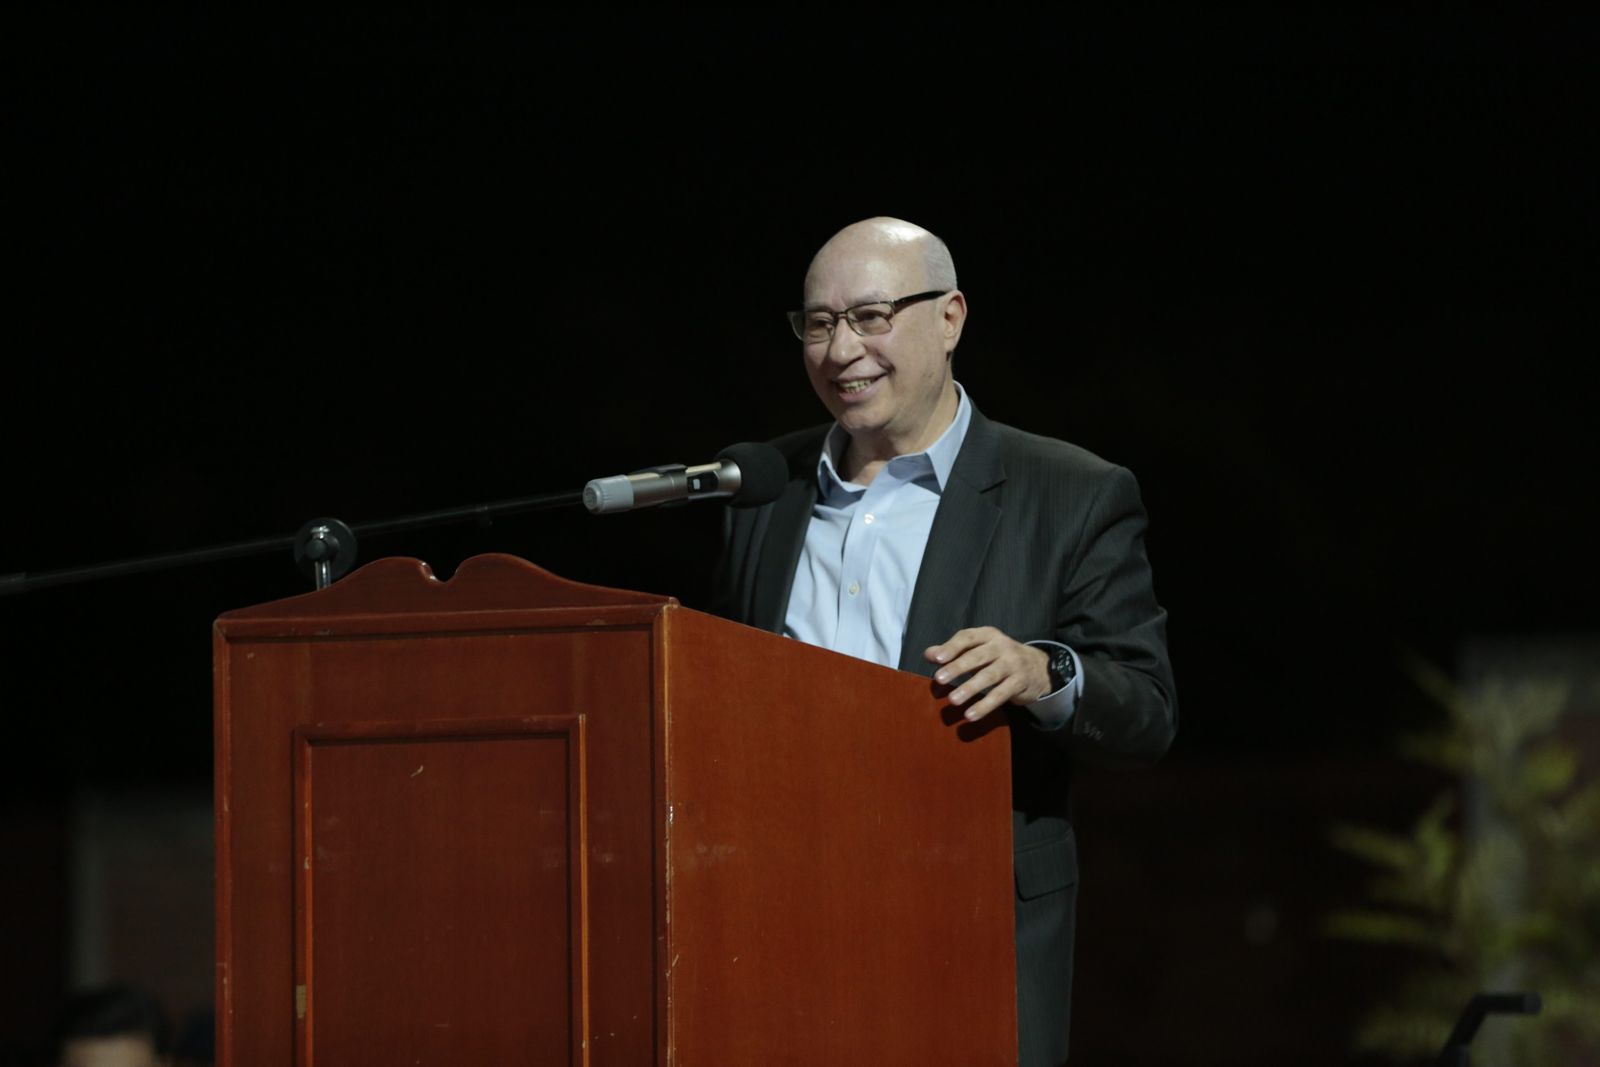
left=1025, top=640, right=1082, bottom=731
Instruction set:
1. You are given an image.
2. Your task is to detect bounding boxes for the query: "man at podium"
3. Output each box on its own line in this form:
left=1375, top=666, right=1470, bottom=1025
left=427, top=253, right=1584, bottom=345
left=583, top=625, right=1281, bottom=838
left=711, top=217, right=1178, bottom=1066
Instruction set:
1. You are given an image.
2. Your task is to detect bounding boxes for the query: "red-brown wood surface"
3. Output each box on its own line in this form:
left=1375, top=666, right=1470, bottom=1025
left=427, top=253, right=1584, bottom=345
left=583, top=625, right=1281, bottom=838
left=293, top=719, right=585, bottom=1065
left=216, top=556, right=662, bottom=1066
left=216, top=555, right=1016, bottom=1065
left=661, top=608, right=1016, bottom=1064
left=222, top=553, right=671, bottom=620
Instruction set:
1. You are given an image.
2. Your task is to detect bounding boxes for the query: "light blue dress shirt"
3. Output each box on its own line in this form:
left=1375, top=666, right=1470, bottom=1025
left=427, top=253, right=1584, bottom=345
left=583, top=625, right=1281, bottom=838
left=783, top=384, right=1082, bottom=728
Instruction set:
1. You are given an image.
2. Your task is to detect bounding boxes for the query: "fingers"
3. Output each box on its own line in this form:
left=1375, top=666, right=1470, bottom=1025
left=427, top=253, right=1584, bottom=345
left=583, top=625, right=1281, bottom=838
left=924, top=628, right=1048, bottom=722
left=924, top=626, right=1000, bottom=668
left=934, top=646, right=1003, bottom=689
left=957, top=672, right=1031, bottom=722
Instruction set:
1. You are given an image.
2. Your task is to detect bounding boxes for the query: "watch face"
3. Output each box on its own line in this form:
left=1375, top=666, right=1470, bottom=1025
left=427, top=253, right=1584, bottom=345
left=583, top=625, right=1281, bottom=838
left=1050, top=648, right=1075, bottom=688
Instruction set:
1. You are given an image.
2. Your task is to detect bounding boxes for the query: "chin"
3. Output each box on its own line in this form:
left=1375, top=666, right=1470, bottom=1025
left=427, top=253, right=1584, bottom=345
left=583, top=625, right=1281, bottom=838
left=835, top=409, right=881, bottom=433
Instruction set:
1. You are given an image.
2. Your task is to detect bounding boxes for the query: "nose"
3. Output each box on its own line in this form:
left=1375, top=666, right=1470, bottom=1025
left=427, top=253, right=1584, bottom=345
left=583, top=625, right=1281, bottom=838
left=821, top=317, right=866, bottom=365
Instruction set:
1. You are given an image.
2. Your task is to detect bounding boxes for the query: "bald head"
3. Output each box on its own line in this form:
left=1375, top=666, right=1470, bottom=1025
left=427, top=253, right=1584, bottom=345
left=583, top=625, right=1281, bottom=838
left=796, top=217, right=968, bottom=476
left=803, top=217, right=957, bottom=301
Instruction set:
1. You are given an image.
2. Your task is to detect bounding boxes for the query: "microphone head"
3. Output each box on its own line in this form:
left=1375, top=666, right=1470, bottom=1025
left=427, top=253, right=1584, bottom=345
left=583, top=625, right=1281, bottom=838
left=582, top=475, right=636, bottom=514
left=716, top=442, right=788, bottom=507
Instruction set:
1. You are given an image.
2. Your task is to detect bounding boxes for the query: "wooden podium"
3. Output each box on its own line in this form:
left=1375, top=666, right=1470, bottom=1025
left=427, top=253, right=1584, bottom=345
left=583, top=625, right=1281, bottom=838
left=213, top=554, right=1016, bottom=1065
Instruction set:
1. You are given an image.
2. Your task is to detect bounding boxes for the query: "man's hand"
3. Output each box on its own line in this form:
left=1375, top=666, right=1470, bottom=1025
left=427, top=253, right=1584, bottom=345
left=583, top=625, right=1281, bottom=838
left=925, top=627, right=1054, bottom=722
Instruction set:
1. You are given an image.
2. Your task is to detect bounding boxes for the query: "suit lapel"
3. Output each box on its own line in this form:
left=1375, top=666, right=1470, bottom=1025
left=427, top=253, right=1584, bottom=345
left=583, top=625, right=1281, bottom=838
left=750, top=433, right=826, bottom=633
left=897, top=409, right=1007, bottom=673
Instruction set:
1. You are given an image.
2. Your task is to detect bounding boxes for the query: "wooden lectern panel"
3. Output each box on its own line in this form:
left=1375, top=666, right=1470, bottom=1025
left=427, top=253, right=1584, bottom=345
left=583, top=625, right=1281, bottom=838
left=662, top=609, right=1016, bottom=1064
left=294, top=719, right=584, bottom=1065
left=216, top=555, right=1016, bottom=1065
left=217, top=557, right=666, bottom=1066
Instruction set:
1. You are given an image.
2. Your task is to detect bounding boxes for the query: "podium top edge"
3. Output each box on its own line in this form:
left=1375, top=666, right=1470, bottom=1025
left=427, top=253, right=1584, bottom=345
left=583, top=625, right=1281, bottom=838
left=215, top=553, right=676, bottom=627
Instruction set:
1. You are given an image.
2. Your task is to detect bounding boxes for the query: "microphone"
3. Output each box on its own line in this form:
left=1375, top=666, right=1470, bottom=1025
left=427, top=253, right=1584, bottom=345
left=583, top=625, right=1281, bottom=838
left=583, top=442, right=787, bottom=515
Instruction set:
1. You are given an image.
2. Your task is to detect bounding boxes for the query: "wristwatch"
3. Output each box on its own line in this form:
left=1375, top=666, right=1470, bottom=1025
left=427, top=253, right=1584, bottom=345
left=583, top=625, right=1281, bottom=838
left=1044, top=645, right=1076, bottom=694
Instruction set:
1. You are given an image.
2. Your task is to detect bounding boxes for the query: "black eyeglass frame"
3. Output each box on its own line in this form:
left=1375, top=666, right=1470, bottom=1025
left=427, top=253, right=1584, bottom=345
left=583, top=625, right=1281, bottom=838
left=787, top=290, right=949, bottom=342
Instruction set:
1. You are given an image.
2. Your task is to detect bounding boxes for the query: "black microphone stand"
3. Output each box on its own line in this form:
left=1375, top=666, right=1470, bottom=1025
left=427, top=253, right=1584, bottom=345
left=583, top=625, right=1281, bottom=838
left=0, top=487, right=585, bottom=597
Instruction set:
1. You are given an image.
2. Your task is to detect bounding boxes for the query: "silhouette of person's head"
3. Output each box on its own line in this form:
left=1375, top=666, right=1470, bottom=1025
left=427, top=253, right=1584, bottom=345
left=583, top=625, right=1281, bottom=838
left=55, top=985, right=169, bottom=1067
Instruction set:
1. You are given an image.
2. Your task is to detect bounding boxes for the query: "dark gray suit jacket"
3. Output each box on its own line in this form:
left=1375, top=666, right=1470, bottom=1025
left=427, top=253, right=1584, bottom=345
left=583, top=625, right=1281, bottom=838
left=709, top=403, right=1177, bottom=1066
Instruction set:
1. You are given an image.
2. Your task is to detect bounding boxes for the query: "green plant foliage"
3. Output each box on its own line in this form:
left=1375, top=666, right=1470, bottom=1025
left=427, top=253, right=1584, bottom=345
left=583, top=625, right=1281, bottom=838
left=1326, top=663, right=1600, bottom=1064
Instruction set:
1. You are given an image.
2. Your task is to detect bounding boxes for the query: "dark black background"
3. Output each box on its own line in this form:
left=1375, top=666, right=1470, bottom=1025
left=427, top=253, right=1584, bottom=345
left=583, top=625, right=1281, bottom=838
left=2, top=12, right=1595, bottom=1060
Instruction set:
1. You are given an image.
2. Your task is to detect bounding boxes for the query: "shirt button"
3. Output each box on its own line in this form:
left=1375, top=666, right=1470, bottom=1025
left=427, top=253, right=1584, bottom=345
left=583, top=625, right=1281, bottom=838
left=863, top=513, right=875, bottom=525
left=847, top=581, right=860, bottom=596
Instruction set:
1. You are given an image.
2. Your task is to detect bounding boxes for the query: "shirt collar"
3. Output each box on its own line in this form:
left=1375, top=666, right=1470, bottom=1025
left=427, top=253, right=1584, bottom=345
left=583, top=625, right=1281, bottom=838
left=816, top=381, right=974, bottom=494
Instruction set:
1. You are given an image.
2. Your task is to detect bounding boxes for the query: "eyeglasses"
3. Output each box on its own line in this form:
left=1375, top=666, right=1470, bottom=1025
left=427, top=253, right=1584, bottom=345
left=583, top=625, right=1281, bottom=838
left=787, top=290, right=947, bottom=343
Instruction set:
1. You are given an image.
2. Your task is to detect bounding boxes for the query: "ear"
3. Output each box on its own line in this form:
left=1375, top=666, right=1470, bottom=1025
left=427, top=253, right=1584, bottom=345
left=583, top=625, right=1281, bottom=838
left=940, top=290, right=967, bottom=355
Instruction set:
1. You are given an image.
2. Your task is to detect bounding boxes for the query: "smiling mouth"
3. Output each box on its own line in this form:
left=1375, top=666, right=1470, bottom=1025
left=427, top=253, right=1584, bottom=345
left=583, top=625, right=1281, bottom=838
left=836, top=377, right=882, bottom=395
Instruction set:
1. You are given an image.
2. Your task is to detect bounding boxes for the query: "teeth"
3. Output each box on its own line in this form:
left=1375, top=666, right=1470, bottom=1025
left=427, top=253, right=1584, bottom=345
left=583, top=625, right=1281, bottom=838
left=838, top=379, right=875, bottom=393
